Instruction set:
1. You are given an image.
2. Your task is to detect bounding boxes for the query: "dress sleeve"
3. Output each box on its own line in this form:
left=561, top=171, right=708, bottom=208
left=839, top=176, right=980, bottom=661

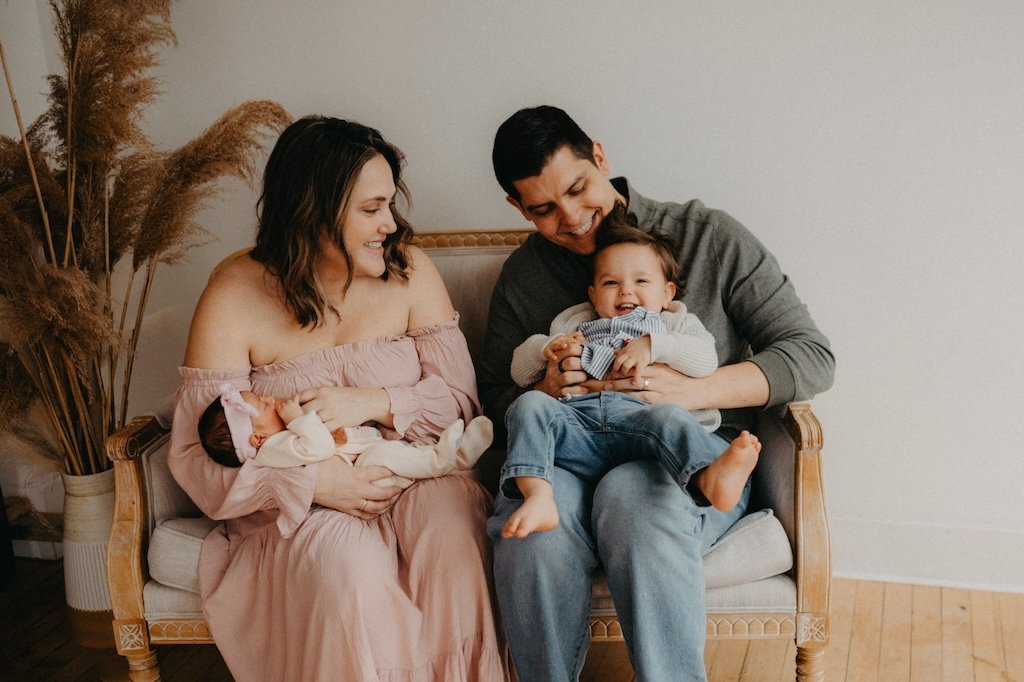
left=384, top=317, right=482, bottom=444
left=168, top=367, right=317, bottom=538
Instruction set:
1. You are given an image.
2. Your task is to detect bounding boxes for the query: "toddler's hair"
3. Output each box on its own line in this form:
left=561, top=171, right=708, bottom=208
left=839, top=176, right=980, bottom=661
left=594, top=202, right=683, bottom=293
left=198, top=397, right=244, bottom=468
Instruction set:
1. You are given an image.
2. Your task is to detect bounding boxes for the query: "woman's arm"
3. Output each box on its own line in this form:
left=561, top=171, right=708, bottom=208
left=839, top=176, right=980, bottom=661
left=171, top=268, right=321, bottom=534
left=397, top=248, right=483, bottom=441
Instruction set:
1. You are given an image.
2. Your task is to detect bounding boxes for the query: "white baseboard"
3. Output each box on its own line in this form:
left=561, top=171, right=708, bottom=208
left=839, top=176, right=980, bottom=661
left=830, top=516, right=1024, bottom=593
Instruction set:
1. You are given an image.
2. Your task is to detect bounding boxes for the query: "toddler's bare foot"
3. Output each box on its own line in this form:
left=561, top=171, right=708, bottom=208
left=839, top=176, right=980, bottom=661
left=697, top=430, right=761, bottom=511
left=502, top=478, right=559, bottom=538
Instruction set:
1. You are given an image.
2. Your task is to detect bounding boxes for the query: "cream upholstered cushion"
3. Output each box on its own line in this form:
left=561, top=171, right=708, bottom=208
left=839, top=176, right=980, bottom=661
left=703, top=508, right=792, bottom=588
left=145, top=503, right=792, bottom=599
left=589, top=508, right=792, bottom=611
left=143, top=500, right=795, bottom=623
left=144, top=580, right=203, bottom=620
left=706, top=575, right=796, bottom=612
left=148, top=516, right=218, bottom=594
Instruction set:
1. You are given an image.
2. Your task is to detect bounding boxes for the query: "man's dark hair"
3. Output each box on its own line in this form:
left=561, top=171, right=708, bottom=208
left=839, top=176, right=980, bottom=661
left=198, top=397, right=243, bottom=468
left=492, top=105, right=595, bottom=201
left=594, top=203, right=683, bottom=295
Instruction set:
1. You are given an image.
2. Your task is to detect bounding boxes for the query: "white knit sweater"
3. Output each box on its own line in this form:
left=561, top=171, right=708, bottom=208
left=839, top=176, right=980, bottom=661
left=509, top=300, right=722, bottom=431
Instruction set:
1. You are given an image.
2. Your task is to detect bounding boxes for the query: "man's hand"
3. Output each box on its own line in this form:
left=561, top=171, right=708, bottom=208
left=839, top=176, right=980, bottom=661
left=601, top=362, right=692, bottom=405
left=601, top=361, right=771, bottom=411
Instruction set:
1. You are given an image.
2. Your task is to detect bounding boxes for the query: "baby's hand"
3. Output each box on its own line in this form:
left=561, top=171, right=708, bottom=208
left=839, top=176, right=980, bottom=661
left=543, top=331, right=586, bottom=360
left=276, top=396, right=304, bottom=423
left=612, top=336, right=652, bottom=386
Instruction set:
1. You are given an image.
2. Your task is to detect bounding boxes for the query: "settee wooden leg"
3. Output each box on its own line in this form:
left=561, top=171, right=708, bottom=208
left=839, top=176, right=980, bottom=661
left=121, top=650, right=160, bottom=681
left=112, top=618, right=161, bottom=681
left=795, top=643, right=826, bottom=682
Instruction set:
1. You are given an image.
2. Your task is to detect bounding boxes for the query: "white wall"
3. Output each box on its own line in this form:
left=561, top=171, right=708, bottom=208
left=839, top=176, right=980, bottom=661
left=4, top=1, right=1023, bottom=592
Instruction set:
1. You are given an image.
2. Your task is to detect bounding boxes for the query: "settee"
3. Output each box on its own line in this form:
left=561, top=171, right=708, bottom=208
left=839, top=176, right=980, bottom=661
left=105, top=229, right=831, bottom=681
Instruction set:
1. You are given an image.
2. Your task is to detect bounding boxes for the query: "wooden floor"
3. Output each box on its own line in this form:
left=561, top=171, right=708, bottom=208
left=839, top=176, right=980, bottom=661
left=3, top=558, right=1022, bottom=681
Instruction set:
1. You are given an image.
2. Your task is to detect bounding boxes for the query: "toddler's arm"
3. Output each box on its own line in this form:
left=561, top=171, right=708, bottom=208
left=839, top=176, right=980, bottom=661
left=611, top=335, right=653, bottom=386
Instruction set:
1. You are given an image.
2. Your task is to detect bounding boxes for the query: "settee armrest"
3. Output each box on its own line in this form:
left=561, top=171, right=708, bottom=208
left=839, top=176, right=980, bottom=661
left=785, top=404, right=829, bottom=617
left=105, top=415, right=171, bottom=652
left=755, top=402, right=830, bottom=642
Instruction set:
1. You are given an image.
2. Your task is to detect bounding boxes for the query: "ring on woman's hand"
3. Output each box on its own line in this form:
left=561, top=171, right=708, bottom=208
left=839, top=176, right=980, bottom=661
left=359, top=500, right=368, bottom=511
left=644, top=379, right=650, bottom=390
left=558, top=358, right=568, bottom=373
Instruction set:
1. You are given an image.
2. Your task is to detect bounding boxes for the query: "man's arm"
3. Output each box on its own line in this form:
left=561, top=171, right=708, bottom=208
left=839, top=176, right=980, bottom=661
left=606, top=209, right=834, bottom=412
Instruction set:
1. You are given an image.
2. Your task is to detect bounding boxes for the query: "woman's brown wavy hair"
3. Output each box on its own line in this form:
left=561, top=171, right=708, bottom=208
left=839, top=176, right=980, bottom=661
left=250, top=116, right=414, bottom=328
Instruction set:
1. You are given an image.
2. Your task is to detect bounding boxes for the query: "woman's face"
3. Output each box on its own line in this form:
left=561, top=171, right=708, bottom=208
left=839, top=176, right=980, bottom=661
left=338, top=154, right=398, bottom=278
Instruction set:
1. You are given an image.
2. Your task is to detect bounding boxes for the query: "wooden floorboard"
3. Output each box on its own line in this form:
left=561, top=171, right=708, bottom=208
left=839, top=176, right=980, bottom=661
left=826, top=574, right=858, bottom=681
left=879, top=581, right=913, bottom=682
left=4, top=561, right=1023, bottom=681
left=1000, top=591, right=1024, bottom=682
left=910, top=584, right=943, bottom=682
left=942, top=587, right=976, bottom=682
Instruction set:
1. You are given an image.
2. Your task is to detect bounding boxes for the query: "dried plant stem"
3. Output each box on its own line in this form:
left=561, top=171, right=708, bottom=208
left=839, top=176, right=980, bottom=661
left=119, top=259, right=157, bottom=426
left=63, top=39, right=79, bottom=268
left=113, top=266, right=138, bottom=426
left=0, top=42, right=57, bottom=265
left=103, top=191, right=115, bottom=435
left=63, top=360, right=101, bottom=473
left=33, top=347, right=81, bottom=475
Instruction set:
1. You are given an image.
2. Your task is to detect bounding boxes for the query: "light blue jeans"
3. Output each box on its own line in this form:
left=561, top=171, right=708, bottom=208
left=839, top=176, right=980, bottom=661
left=488, top=393, right=751, bottom=681
left=499, top=391, right=727, bottom=500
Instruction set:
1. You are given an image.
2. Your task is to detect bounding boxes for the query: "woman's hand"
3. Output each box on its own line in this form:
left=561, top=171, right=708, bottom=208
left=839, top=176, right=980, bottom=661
left=297, top=386, right=393, bottom=431
left=313, top=456, right=402, bottom=519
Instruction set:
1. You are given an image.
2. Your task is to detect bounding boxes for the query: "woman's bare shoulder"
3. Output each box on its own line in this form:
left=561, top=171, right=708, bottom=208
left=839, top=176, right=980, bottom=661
left=405, top=245, right=444, bottom=286
left=404, top=245, right=455, bottom=329
left=185, top=255, right=280, bottom=367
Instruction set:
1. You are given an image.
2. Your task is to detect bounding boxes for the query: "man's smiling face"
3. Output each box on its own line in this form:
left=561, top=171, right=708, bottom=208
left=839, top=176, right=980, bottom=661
left=508, top=142, right=624, bottom=255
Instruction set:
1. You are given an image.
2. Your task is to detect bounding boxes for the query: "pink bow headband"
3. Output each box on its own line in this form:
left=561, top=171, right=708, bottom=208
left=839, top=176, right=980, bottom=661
left=219, top=382, right=258, bottom=464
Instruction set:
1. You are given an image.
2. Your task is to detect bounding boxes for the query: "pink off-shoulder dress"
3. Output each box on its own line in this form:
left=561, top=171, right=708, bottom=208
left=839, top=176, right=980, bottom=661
left=168, top=319, right=511, bottom=681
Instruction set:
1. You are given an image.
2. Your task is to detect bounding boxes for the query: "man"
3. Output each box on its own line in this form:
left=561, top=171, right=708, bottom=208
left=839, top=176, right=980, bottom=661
left=480, top=105, right=834, bottom=681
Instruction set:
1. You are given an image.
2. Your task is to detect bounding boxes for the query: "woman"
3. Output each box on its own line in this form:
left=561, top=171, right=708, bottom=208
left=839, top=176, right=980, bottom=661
left=169, top=116, right=510, bottom=681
